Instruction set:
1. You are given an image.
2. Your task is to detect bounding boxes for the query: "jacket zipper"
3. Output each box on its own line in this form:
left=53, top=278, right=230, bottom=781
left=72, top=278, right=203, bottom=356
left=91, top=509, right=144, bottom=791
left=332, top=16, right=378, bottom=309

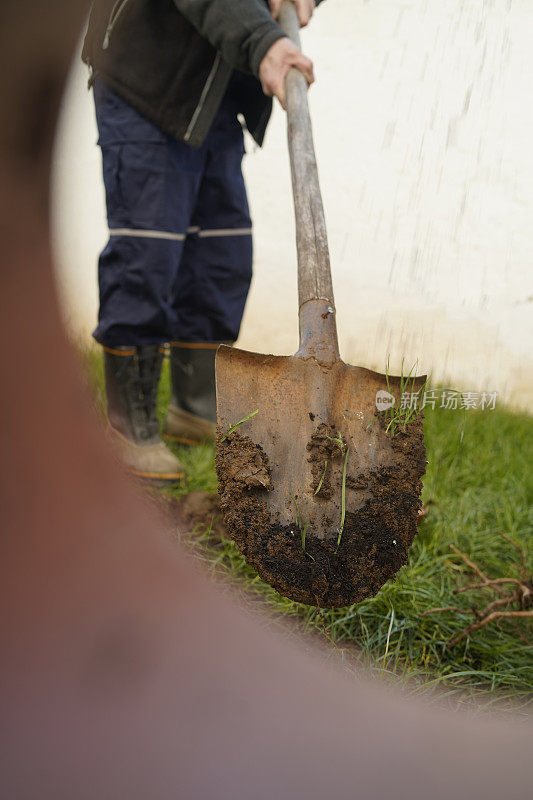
left=184, top=53, right=222, bottom=143
left=103, top=0, right=132, bottom=50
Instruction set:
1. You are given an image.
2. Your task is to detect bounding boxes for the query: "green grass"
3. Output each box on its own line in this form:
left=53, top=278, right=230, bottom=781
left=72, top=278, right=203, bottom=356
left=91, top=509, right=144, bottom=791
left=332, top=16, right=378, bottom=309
left=220, top=409, right=259, bottom=442
left=81, top=344, right=533, bottom=707
left=290, top=492, right=314, bottom=561
left=314, top=460, right=328, bottom=495
left=382, top=358, right=428, bottom=436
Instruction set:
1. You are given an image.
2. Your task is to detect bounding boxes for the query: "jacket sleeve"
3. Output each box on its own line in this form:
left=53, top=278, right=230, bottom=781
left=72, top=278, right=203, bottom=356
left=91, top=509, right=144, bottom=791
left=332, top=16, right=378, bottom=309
left=172, top=0, right=286, bottom=76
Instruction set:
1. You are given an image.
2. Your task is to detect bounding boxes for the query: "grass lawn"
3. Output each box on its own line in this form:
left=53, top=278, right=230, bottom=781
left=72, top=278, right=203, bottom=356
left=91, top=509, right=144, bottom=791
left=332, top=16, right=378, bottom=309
left=83, top=347, right=533, bottom=709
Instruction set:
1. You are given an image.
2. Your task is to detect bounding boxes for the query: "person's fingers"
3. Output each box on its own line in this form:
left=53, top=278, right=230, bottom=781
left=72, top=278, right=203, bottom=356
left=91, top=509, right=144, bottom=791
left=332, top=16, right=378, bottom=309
left=293, top=52, right=315, bottom=84
left=273, top=58, right=313, bottom=108
left=295, top=1, right=306, bottom=27
left=269, top=0, right=283, bottom=19
left=294, top=0, right=308, bottom=27
left=294, top=0, right=316, bottom=27
left=276, top=81, right=287, bottom=110
left=261, top=79, right=273, bottom=98
left=258, top=38, right=314, bottom=109
left=271, top=0, right=315, bottom=27
left=260, top=74, right=285, bottom=109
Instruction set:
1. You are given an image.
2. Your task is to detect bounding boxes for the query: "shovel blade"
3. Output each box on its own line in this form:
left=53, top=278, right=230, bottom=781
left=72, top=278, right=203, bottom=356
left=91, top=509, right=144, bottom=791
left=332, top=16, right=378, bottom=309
left=216, top=346, right=426, bottom=608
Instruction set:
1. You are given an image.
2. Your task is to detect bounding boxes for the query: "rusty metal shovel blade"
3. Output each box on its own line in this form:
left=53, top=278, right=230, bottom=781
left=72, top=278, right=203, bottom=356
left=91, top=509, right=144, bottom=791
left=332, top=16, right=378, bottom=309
left=215, top=3, right=426, bottom=608
left=216, top=342, right=426, bottom=608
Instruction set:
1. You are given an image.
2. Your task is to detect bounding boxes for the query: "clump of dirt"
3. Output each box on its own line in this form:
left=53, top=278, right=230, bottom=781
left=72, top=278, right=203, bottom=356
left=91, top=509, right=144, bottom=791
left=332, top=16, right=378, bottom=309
left=306, top=422, right=345, bottom=498
left=216, top=419, right=426, bottom=609
left=215, top=431, right=272, bottom=557
left=346, top=475, right=369, bottom=490
left=217, top=433, right=272, bottom=491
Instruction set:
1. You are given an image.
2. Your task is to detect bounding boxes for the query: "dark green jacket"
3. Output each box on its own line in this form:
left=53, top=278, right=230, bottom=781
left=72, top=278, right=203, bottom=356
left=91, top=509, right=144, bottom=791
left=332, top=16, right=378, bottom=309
left=83, top=0, right=321, bottom=147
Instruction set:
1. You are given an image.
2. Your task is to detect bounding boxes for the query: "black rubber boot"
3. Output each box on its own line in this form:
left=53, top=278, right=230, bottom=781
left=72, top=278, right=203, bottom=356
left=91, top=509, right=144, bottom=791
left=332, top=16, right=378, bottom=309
left=164, top=343, right=222, bottom=446
left=104, top=345, right=184, bottom=482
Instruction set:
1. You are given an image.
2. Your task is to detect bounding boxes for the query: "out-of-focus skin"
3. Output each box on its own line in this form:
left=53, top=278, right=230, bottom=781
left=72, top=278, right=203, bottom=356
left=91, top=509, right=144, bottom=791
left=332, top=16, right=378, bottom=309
left=0, top=2, right=531, bottom=798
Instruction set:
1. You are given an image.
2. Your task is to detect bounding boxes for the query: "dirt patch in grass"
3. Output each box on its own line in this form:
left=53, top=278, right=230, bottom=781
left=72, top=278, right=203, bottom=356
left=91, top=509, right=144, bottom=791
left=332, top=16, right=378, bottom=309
left=216, top=421, right=426, bottom=609
left=158, top=490, right=226, bottom=541
left=180, top=491, right=225, bottom=539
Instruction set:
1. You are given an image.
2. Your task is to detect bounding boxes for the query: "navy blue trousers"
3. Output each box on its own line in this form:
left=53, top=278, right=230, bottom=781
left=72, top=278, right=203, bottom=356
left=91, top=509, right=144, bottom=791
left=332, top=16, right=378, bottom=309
left=93, top=80, right=253, bottom=346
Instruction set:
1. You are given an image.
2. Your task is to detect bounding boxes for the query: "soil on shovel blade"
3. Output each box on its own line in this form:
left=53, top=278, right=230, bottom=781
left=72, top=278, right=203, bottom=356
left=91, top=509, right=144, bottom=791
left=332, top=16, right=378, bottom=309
left=216, top=420, right=426, bottom=609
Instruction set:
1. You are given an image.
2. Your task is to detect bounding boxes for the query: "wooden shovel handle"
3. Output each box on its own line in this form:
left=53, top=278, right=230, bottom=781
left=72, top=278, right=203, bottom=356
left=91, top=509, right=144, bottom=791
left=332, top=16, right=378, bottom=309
left=278, top=2, right=339, bottom=361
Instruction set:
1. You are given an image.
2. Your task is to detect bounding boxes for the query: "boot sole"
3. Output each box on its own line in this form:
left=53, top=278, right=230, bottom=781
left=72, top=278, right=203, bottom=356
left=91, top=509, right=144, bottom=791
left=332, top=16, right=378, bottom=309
left=162, top=432, right=208, bottom=447
left=129, top=469, right=185, bottom=484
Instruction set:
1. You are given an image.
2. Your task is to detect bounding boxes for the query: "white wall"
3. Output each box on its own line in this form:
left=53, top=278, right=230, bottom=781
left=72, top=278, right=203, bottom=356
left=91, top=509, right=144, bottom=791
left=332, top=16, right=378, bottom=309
left=51, top=0, right=533, bottom=409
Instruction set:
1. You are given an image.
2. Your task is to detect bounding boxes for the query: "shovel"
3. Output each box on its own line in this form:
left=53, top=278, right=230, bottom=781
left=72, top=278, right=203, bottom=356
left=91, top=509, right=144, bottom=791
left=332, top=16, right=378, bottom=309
left=215, top=2, right=426, bottom=608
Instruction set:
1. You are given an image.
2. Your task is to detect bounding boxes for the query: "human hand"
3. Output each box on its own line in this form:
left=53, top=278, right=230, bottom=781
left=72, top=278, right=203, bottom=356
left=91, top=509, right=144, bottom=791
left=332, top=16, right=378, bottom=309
left=258, top=37, right=314, bottom=109
left=269, top=0, right=316, bottom=28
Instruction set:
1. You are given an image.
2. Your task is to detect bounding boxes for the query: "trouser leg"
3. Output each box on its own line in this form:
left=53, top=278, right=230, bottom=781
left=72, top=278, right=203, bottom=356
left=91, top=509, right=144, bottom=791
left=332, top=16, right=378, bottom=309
left=164, top=100, right=253, bottom=444
left=169, top=107, right=253, bottom=344
left=92, top=80, right=205, bottom=347
left=91, top=80, right=206, bottom=478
